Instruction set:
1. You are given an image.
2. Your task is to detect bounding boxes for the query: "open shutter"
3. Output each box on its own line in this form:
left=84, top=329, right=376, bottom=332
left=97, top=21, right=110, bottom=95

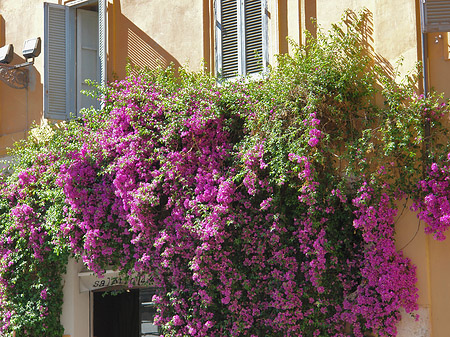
left=421, top=0, right=450, bottom=33
left=44, top=3, right=69, bottom=120
left=98, top=0, right=107, bottom=86
left=220, top=0, right=239, bottom=78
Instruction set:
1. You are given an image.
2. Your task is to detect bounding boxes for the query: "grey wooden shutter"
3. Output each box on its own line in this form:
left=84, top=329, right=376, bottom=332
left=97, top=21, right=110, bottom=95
left=221, top=0, right=239, bottom=78
left=244, top=0, right=263, bottom=74
left=98, top=0, right=107, bottom=86
left=44, top=3, right=69, bottom=120
left=421, top=0, right=450, bottom=33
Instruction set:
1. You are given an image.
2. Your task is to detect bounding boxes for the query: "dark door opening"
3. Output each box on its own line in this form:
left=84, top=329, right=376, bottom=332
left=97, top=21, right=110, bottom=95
left=94, top=290, right=139, bottom=337
left=93, top=288, right=160, bottom=337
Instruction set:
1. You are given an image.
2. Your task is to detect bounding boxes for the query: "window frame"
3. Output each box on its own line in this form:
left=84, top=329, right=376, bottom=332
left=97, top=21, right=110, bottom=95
left=215, top=0, right=268, bottom=79
left=43, top=0, right=106, bottom=120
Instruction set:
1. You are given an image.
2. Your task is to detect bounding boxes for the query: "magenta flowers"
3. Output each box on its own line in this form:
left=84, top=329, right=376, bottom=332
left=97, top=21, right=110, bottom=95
left=3, top=18, right=448, bottom=335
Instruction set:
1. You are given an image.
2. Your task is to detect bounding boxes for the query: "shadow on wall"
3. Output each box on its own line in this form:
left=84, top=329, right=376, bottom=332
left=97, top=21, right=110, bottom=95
left=0, top=13, right=43, bottom=156
left=276, top=4, right=398, bottom=88
left=202, top=0, right=213, bottom=73
left=278, top=0, right=288, bottom=54
left=304, top=0, right=317, bottom=38
left=0, top=51, right=43, bottom=153
left=108, top=0, right=181, bottom=80
left=343, top=9, right=396, bottom=83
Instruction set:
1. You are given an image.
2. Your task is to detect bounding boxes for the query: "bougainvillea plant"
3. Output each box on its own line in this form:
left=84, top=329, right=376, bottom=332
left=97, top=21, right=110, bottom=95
left=0, top=12, right=449, bottom=337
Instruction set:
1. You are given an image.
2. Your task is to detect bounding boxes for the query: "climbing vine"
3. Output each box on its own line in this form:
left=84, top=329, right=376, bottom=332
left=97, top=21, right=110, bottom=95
left=0, top=12, right=449, bottom=337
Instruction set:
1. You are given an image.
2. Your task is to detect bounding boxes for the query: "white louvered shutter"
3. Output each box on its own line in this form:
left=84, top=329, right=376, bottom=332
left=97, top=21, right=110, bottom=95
left=98, top=0, right=107, bottom=86
left=216, top=0, right=267, bottom=79
left=244, top=0, right=263, bottom=74
left=421, top=0, right=450, bottom=33
left=44, top=3, right=69, bottom=120
left=221, top=0, right=239, bottom=78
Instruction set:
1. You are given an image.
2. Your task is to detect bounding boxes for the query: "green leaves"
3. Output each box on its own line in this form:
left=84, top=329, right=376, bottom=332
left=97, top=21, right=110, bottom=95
left=0, top=10, right=450, bottom=337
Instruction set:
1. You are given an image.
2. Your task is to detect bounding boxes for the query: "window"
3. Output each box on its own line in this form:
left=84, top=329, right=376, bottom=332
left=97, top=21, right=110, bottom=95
left=139, top=288, right=160, bottom=336
left=215, top=0, right=268, bottom=79
left=44, top=0, right=107, bottom=120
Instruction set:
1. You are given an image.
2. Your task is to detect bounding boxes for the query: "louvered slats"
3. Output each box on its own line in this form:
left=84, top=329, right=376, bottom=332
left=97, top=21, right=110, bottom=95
left=245, top=0, right=262, bottom=74
left=217, top=0, right=265, bottom=78
left=221, top=0, right=238, bottom=78
left=422, top=0, right=450, bottom=32
left=46, top=4, right=67, bottom=119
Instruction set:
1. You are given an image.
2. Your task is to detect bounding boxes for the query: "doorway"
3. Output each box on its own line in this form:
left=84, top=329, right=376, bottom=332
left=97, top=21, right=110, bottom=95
left=93, top=290, right=139, bottom=337
left=93, top=288, right=160, bottom=337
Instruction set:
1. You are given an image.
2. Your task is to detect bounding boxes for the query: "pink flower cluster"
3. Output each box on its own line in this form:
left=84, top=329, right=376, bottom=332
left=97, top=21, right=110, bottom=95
left=307, top=112, right=323, bottom=147
left=413, top=157, right=450, bottom=240
left=347, top=183, right=418, bottom=336
left=0, top=74, right=422, bottom=337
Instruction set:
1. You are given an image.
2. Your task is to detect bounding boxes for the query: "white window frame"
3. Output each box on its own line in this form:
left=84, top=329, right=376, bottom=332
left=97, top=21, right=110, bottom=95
left=215, top=0, right=268, bottom=79
left=44, top=0, right=107, bottom=120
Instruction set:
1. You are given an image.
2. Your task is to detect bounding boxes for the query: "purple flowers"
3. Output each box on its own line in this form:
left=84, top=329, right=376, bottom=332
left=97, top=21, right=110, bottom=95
left=0, top=70, right=427, bottom=337
left=413, top=159, right=450, bottom=241
left=40, top=289, right=48, bottom=300
left=308, top=137, right=319, bottom=147
left=350, top=184, right=418, bottom=336
left=306, top=113, right=323, bottom=147
left=308, top=128, right=322, bottom=147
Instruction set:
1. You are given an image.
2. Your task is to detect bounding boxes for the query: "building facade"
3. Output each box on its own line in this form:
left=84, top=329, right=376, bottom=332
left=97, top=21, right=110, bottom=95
left=1, top=0, right=450, bottom=336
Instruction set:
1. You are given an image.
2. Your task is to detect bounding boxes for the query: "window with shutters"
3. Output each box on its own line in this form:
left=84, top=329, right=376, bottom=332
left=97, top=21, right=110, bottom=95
left=44, top=0, right=107, bottom=120
left=215, top=0, right=268, bottom=79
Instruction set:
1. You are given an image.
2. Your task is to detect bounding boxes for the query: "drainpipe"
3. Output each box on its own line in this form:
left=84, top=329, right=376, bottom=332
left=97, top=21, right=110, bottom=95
left=419, top=0, right=429, bottom=96
left=419, top=0, right=431, bottom=166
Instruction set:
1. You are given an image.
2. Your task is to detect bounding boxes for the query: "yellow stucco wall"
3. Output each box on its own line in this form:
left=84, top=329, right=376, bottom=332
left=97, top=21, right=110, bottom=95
left=0, top=1, right=50, bottom=156
left=1, top=1, right=450, bottom=336
left=108, top=0, right=207, bottom=79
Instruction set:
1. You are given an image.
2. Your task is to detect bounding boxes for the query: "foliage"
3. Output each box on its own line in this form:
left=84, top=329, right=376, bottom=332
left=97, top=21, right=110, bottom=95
left=0, top=12, right=450, bottom=337
left=0, top=121, right=76, bottom=336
